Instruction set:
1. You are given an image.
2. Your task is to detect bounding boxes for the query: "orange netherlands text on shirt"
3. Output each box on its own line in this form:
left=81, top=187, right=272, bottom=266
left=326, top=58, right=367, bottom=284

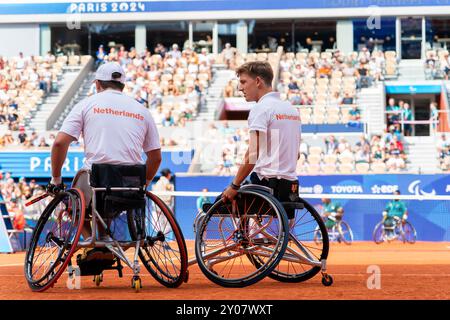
left=93, top=107, right=144, bottom=121
left=275, top=114, right=301, bottom=121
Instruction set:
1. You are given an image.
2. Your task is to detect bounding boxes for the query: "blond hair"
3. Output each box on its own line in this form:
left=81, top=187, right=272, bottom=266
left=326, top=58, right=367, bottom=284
left=236, top=61, right=273, bottom=87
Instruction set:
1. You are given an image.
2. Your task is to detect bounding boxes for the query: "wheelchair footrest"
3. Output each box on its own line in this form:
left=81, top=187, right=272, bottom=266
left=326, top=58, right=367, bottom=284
left=76, top=249, right=122, bottom=277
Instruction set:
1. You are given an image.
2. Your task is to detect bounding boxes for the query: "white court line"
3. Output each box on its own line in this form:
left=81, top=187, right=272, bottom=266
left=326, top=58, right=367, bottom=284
left=0, top=273, right=449, bottom=277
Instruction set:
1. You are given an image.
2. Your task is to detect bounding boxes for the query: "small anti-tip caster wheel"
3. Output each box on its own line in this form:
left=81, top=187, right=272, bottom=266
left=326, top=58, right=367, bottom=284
left=131, top=276, right=142, bottom=293
left=94, top=274, right=103, bottom=287
left=321, top=274, right=333, bottom=287
left=184, top=270, right=189, bottom=283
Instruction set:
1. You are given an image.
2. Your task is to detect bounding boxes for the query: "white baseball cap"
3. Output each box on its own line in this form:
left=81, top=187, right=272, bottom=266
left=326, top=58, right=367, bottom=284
left=95, top=62, right=126, bottom=84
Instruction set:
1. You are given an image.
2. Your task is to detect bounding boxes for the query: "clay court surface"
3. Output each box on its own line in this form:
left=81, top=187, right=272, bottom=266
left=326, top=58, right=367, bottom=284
left=1, top=241, right=449, bottom=300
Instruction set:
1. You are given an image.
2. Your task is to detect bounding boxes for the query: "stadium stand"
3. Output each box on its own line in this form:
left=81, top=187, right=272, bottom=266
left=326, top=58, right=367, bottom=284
left=424, top=49, right=450, bottom=80
left=53, top=45, right=213, bottom=129
left=0, top=53, right=63, bottom=131
left=194, top=120, right=408, bottom=175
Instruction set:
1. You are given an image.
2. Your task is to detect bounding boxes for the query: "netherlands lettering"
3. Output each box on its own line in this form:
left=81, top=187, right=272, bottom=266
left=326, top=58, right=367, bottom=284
left=93, top=107, right=144, bottom=121
left=275, top=114, right=301, bottom=121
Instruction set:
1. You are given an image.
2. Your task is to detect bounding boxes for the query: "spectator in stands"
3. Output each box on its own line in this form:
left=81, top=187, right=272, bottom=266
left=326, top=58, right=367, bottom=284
left=355, top=143, right=371, bottom=164
left=47, top=133, right=56, bottom=146
left=349, top=105, right=361, bottom=121
left=29, top=131, right=38, bottom=146
left=299, top=139, right=309, bottom=159
left=7, top=110, right=19, bottom=130
left=15, top=52, right=27, bottom=70
left=162, top=111, right=175, bottom=127
left=441, top=51, right=450, bottom=80
left=440, top=148, right=450, bottom=171
left=300, top=91, right=313, bottom=105
left=387, top=97, right=399, bottom=124
left=17, top=126, right=27, bottom=143
left=386, top=152, right=406, bottom=172
left=437, top=133, right=449, bottom=154
left=389, top=135, right=404, bottom=153
left=168, top=44, right=182, bottom=59
left=401, top=103, right=413, bottom=136
left=279, top=55, right=292, bottom=73
left=324, top=135, right=338, bottom=155
left=355, top=57, right=372, bottom=89
left=384, top=125, right=402, bottom=144
left=371, top=144, right=385, bottom=163
left=288, top=78, right=299, bottom=92
left=39, top=75, right=50, bottom=94
left=425, top=51, right=438, bottom=80
left=340, top=92, right=354, bottom=105
left=221, top=43, right=236, bottom=69
left=38, top=137, right=49, bottom=147
left=316, top=61, right=332, bottom=78
left=430, top=102, right=439, bottom=133
left=223, top=80, right=235, bottom=98
left=371, top=50, right=386, bottom=81
left=2, top=130, right=15, bottom=145
left=154, top=43, right=167, bottom=58
left=337, top=137, right=350, bottom=154
left=152, top=169, right=175, bottom=210
left=165, top=79, right=180, bottom=96
left=289, top=93, right=301, bottom=105
left=96, top=45, right=106, bottom=66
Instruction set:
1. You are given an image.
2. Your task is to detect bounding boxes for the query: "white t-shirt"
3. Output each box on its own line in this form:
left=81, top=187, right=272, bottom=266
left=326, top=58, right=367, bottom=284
left=60, top=89, right=160, bottom=169
left=248, top=92, right=301, bottom=181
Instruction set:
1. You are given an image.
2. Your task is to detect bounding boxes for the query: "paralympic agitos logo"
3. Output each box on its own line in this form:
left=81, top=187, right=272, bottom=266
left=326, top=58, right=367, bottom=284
left=407, top=180, right=436, bottom=197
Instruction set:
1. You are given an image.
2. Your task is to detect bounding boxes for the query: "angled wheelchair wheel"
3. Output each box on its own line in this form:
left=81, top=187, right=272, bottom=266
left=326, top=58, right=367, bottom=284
left=401, top=221, right=417, bottom=244
left=337, top=221, right=353, bottom=245
left=252, top=198, right=330, bottom=283
left=127, top=191, right=188, bottom=288
left=24, top=189, right=85, bottom=292
left=372, top=222, right=385, bottom=244
left=195, top=189, right=289, bottom=288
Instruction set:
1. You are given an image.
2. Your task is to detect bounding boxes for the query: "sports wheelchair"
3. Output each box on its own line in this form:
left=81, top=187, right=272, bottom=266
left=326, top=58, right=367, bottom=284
left=373, top=215, right=417, bottom=244
left=24, top=164, right=188, bottom=292
left=190, top=184, right=333, bottom=287
left=313, top=205, right=353, bottom=245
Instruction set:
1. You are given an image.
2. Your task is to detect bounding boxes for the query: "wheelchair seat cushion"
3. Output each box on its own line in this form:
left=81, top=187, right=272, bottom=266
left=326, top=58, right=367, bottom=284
left=90, top=163, right=147, bottom=219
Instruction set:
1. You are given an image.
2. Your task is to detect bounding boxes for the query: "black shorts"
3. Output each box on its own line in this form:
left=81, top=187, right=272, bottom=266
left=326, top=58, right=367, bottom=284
left=249, top=172, right=299, bottom=219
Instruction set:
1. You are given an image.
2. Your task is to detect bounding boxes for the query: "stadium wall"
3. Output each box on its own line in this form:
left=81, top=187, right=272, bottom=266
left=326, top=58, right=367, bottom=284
left=174, top=174, right=450, bottom=241
left=0, top=24, right=40, bottom=56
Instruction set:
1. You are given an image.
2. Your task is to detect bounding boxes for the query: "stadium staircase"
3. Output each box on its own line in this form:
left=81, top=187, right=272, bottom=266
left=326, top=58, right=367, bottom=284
left=53, top=72, right=95, bottom=130
left=356, top=85, right=385, bottom=135
left=24, top=70, right=81, bottom=132
left=397, top=59, right=425, bottom=81
left=404, top=136, right=438, bottom=173
left=197, top=68, right=235, bottom=121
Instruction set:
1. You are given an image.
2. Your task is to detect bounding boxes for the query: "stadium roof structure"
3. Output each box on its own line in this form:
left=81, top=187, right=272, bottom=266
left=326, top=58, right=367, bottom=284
left=0, top=0, right=449, bottom=24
